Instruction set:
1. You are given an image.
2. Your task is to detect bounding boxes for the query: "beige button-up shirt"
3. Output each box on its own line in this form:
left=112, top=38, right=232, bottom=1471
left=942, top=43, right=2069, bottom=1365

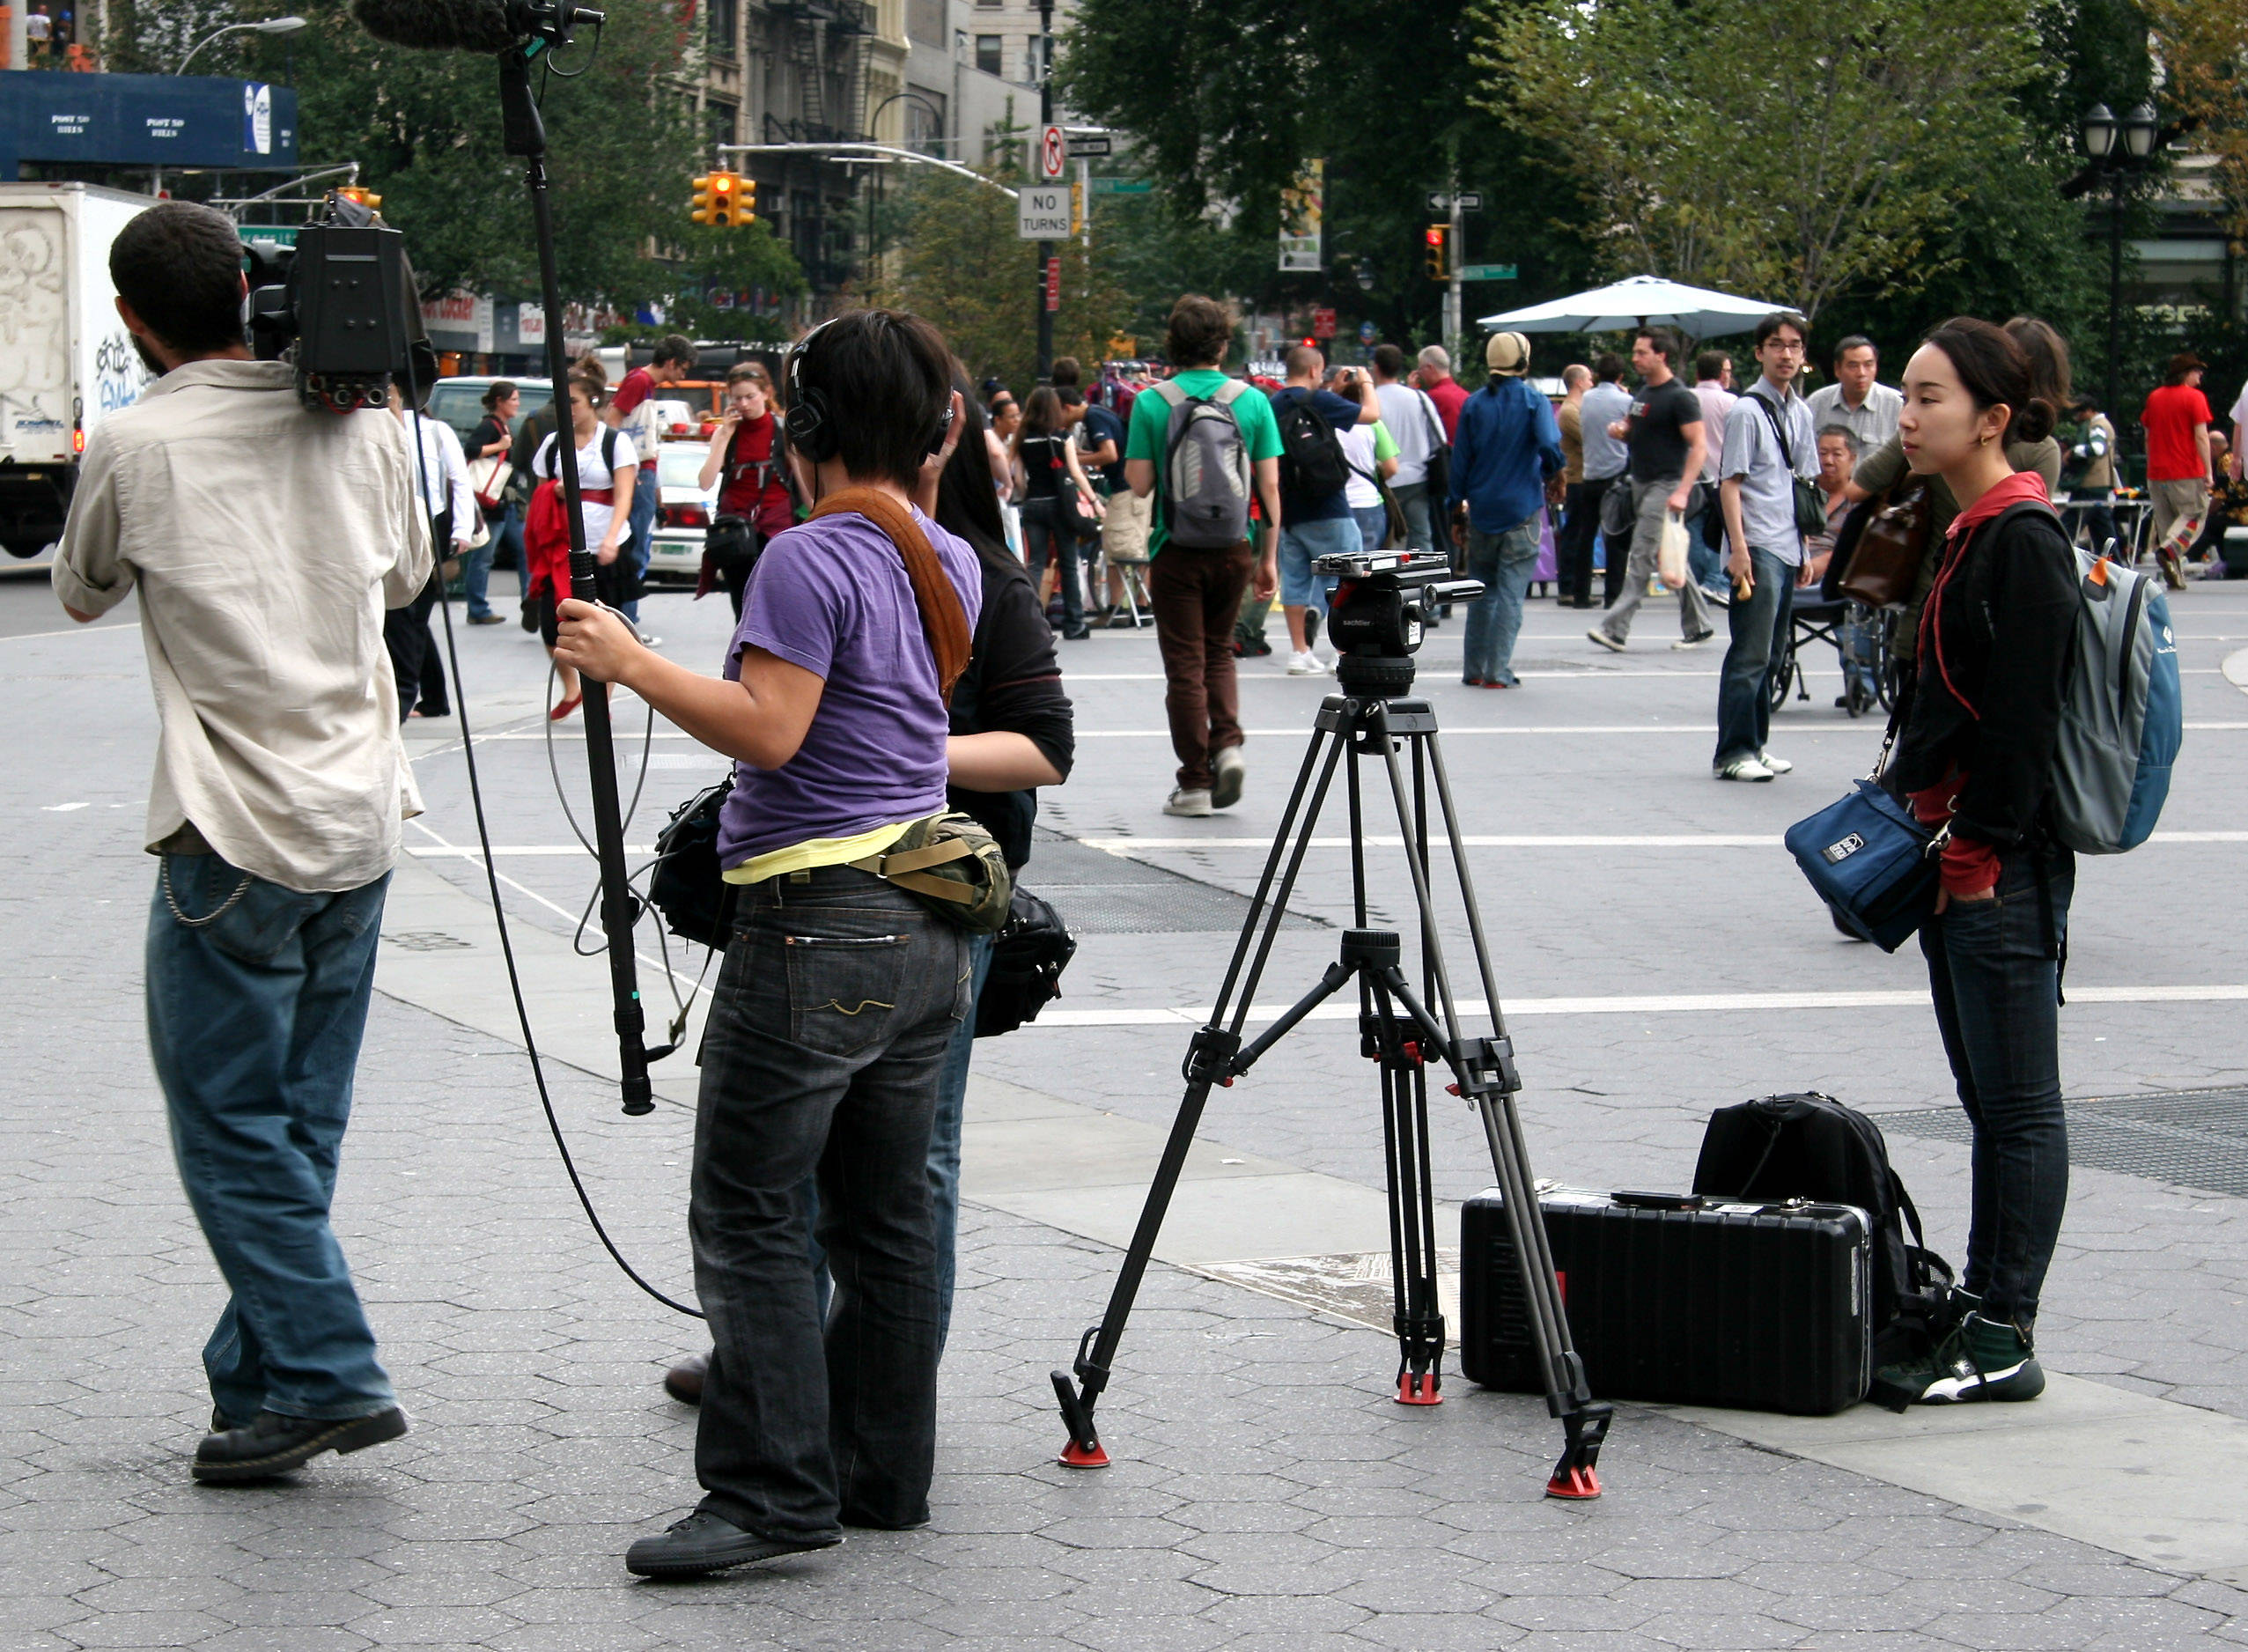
left=54, top=358, right=432, bottom=893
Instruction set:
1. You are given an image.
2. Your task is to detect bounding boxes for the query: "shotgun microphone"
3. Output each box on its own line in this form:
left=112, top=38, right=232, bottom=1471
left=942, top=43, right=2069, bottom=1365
left=349, top=0, right=601, bottom=53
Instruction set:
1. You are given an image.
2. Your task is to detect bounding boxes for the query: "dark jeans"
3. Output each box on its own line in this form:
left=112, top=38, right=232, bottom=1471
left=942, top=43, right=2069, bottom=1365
left=1022, top=497, right=1089, bottom=634
left=691, top=867, right=968, bottom=1541
left=148, top=853, right=394, bottom=1425
left=1688, top=493, right=1727, bottom=594
left=1150, top=540, right=1254, bottom=792
left=1556, top=476, right=1606, bottom=604
left=1920, top=850, right=2074, bottom=1328
left=1714, top=545, right=1795, bottom=764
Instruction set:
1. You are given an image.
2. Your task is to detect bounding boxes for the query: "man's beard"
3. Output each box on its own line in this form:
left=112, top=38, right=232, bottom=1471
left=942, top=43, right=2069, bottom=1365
left=129, top=334, right=168, bottom=377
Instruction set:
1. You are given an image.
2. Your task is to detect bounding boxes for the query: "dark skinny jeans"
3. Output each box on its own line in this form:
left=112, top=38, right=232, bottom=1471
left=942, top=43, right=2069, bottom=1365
left=690, top=865, right=969, bottom=1541
left=1920, top=848, right=2074, bottom=1330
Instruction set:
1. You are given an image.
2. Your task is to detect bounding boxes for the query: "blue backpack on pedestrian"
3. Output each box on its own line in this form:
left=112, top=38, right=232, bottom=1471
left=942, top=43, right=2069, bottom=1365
left=2050, top=543, right=2182, bottom=854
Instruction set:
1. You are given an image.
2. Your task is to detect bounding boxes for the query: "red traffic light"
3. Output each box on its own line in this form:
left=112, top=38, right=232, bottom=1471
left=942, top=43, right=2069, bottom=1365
left=1425, top=225, right=1444, bottom=246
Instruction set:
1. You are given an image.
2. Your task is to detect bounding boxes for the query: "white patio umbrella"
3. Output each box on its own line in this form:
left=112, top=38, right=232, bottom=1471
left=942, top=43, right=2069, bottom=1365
left=1478, top=274, right=1789, bottom=337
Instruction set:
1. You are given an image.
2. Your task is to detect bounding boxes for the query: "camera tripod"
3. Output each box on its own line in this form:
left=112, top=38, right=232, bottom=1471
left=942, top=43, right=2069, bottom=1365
left=1050, top=601, right=1611, bottom=1499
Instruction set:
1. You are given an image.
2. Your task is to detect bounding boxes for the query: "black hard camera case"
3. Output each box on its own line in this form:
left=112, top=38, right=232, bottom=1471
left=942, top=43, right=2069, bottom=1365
left=1461, top=1186, right=1873, bottom=1415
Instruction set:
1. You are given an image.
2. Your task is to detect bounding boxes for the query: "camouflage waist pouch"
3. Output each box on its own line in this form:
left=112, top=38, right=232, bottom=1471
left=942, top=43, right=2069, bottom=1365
left=850, top=812, right=1013, bottom=935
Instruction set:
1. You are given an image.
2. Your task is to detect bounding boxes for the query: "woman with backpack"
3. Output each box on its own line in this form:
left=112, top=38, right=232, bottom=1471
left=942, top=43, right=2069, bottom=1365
left=1880, top=317, right=2077, bottom=1406
left=697, top=361, right=799, bottom=618
left=524, top=367, right=637, bottom=720
left=1011, top=386, right=1102, bottom=640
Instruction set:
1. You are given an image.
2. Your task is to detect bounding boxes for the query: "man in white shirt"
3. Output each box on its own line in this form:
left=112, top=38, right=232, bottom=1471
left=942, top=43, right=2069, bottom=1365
left=1691, top=350, right=1738, bottom=602
left=55, top=204, right=430, bottom=1485
left=1372, top=343, right=1443, bottom=556
left=1805, top=335, right=1902, bottom=454
left=1576, top=353, right=1634, bottom=607
left=389, top=395, right=477, bottom=719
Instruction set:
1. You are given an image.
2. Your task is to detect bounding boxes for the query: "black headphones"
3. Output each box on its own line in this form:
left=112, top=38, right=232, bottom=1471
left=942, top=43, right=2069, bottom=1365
left=782, top=314, right=953, bottom=467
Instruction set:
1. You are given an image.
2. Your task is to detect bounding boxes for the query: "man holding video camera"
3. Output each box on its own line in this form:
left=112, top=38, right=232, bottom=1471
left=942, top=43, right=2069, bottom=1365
left=53, top=203, right=431, bottom=1484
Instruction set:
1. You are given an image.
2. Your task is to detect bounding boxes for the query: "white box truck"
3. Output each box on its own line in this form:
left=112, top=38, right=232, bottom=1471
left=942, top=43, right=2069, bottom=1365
left=0, top=182, right=155, bottom=562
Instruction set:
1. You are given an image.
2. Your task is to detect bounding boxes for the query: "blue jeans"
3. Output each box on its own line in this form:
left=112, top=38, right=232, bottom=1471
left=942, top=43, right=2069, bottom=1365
left=1021, top=497, right=1087, bottom=634
left=1841, top=604, right=1880, bottom=700
left=1392, top=482, right=1434, bottom=555
left=1920, top=850, right=2074, bottom=1327
left=1687, top=496, right=1726, bottom=595
left=147, top=853, right=394, bottom=1426
left=690, top=867, right=968, bottom=1539
left=1352, top=502, right=1389, bottom=553
left=1279, top=516, right=1358, bottom=610
left=1714, top=545, right=1795, bottom=764
left=468, top=506, right=519, bottom=619
left=623, top=468, right=658, bottom=623
left=1463, top=517, right=1540, bottom=685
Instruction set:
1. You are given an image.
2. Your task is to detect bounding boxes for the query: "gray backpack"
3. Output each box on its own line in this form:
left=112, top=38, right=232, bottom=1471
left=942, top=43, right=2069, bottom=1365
left=1152, top=379, right=1252, bottom=548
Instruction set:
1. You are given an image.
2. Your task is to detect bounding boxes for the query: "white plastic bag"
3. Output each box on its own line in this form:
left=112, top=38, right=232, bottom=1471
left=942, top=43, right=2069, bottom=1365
left=1657, top=510, right=1691, bottom=591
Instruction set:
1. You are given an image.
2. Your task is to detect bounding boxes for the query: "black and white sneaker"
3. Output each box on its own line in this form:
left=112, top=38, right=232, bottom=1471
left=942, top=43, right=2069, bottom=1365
left=1915, top=1313, right=2045, bottom=1405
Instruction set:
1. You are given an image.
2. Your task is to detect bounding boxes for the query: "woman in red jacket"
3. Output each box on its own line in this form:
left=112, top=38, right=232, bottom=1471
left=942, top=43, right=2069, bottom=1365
left=697, top=361, right=798, bottom=616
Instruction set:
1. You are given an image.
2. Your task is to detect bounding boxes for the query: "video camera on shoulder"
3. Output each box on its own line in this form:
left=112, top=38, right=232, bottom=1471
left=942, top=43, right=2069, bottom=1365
left=245, top=190, right=435, bottom=416
left=1315, top=549, right=1484, bottom=668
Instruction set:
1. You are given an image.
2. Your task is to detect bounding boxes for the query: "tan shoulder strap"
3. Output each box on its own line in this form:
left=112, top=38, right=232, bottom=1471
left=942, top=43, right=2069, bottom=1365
left=808, top=487, right=971, bottom=706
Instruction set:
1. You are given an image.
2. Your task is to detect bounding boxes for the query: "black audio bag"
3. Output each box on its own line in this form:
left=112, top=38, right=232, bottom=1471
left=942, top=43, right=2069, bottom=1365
left=647, top=776, right=737, bottom=949
left=1692, top=1091, right=1957, bottom=1405
left=973, top=884, right=1077, bottom=1037
left=1462, top=1187, right=1874, bottom=1414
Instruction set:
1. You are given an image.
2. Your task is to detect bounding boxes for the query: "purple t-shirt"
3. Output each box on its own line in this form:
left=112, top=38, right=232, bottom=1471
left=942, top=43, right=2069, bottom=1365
left=716, top=505, right=984, bottom=867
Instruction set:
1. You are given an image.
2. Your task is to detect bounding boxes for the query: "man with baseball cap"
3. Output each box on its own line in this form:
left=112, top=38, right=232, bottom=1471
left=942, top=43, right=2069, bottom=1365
left=1446, top=331, right=1563, bottom=688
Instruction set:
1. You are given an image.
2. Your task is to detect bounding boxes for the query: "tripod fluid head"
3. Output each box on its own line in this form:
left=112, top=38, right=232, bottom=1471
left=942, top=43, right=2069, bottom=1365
left=1316, top=549, right=1485, bottom=697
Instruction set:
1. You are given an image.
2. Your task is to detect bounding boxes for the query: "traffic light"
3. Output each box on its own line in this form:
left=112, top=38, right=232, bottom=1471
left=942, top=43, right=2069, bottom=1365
left=693, top=172, right=756, bottom=227
left=691, top=173, right=718, bottom=225
left=732, top=174, right=755, bottom=225
left=336, top=185, right=382, bottom=211
left=1424, top=224, right=1449, bottom=281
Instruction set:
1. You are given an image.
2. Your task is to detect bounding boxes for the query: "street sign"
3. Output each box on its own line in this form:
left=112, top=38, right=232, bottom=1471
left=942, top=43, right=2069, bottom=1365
left=1359, top=320, right=1378, bottom=345
left=1312, top=306, right=1338, bottom=341
left=1018, top=185, right=1071, bottom=240
left=1456, top=192, right=1484, bottom=210
left=1039, top=124, right=1066, bottom=180
left=1458, top=262, right=1518, bottom=281
left=1045, top=255, right=1061, bottom=313
left=1088, top=177, right=1153, bottom=195
left=1425, top=191, right=1485, bottom=212
left=1067, top=135, right=1111, bottom=158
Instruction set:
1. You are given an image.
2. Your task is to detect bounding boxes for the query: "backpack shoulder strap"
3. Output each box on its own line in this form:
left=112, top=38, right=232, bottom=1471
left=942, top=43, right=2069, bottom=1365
left=601, top=426, right=620, bottom=473
left=1152, top=380, right=1189, bottom=407
left=1212, top=380, right=1247, bottom=406
left=1750, top=389, right=1795, bottom=472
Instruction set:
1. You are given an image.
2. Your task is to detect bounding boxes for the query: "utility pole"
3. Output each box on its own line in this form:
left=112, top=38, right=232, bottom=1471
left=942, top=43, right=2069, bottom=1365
left=1444, top=142, right=1463, bottom=363
left=1036, top=0, right=1055, bottom=384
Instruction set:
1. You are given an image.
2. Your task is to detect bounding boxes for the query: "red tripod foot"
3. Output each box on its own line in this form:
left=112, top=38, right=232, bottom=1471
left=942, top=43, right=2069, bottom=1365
left=1544, top=1462, right=1602, bottom=1499
left=1058, top=1438, right=1110, bottom=1469
left=1395, top=1370, right=1443, bottom=1405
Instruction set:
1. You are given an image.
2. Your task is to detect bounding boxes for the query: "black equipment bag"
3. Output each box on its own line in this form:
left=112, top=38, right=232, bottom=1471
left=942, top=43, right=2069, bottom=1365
left=705, top=514, right=761, bottom=575
left=646, top=775, right=737, bottom=949
left=1461, top=1186, right=1873, bottom=1414
left=1692, top=1091, right=1957, bottom=1406
left=1274, top=393, right=1352, bottom=501
left=973, top=884, right=1077, bottom=1037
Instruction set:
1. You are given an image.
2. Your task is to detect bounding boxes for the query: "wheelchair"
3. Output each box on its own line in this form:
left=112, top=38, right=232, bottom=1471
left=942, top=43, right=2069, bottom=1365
left=1769, top=595, right=1902, bottom=719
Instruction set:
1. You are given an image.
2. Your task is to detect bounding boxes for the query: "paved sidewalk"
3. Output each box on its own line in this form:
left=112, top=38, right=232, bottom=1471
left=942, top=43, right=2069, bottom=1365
left=7, top=576, right=2248, bottom=1648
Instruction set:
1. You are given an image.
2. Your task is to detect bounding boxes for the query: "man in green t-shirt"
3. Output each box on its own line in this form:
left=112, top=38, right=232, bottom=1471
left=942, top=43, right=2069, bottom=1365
left=1123, top=295, right=1284, bottom=818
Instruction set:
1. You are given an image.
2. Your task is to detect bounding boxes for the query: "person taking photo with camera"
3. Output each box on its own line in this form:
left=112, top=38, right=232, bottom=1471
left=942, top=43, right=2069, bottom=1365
left=552, top=310, right=984, bottom=1582
left=53, top=203, right=431, bottom=1484
left=697, top=361, right=797, bottom=617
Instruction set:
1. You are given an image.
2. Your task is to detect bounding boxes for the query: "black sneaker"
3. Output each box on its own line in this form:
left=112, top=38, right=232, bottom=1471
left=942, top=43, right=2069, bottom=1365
left=625, top=1511, right=838, bottom=1579
left=193, top=1406, right=408, bottom=1483
left=1907, top=1312, right=2045, bottom=1405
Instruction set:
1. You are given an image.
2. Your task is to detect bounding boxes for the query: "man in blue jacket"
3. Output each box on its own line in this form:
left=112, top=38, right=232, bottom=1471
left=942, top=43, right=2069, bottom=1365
left=1448, top=332, right=1564, bottom=687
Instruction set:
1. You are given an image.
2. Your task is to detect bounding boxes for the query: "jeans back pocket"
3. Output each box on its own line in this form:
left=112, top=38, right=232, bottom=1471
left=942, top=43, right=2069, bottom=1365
left=785, top=932, right=911, bottom=1058
left=163, top=855, right=322, bottom=967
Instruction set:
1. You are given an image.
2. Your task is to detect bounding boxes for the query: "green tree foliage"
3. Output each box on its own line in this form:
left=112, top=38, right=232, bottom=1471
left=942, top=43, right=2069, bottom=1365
left=1475, top=0, right=2048, bottom=323
left=1056, top=0, right=1593, bottom=352
left=108, top=2, right=802, bottom=328
left=870, top=166, right=1136, bottom=392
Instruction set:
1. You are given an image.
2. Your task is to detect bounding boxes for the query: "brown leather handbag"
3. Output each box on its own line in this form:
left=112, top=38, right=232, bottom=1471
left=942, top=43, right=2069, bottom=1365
left=1838, top=481, right=1933, bottom=609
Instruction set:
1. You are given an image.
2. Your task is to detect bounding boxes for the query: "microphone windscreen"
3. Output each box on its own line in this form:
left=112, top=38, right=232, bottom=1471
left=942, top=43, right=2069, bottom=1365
left=350, top=0, right=520, bottom=53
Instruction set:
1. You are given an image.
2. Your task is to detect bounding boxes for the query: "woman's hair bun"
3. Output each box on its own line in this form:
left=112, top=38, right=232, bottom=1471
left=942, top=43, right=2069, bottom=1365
left=2011, top=395, right=2056, bottom=447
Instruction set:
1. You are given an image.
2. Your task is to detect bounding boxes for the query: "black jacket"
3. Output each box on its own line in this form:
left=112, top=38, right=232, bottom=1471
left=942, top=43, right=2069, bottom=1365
left=946, top=540, right=1074, bottom=869
left=1890, top=501, right=2078, bottom=852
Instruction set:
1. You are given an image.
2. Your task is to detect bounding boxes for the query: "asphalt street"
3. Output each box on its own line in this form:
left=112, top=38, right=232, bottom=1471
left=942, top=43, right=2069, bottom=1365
left=6, top=558, right=2248, bottom=1649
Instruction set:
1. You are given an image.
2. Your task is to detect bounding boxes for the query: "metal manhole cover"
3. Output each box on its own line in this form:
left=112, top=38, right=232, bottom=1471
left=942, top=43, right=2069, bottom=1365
left=383, top=930, right=475, bottom=952
left=1021, top=830, right=1325, bottom=936
left=1881, top=1086, right=2248, bottom=1197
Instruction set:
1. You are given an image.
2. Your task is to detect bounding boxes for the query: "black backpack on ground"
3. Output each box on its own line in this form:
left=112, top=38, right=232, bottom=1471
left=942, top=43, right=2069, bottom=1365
left=1692, top=1091, right=1957, bottom=1408
left=1274, top=392, right=1352, bottom=502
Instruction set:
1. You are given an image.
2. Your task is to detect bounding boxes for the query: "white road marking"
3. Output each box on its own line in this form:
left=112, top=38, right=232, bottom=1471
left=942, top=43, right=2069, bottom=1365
left=1026, top=983, right=2248, bottom=1029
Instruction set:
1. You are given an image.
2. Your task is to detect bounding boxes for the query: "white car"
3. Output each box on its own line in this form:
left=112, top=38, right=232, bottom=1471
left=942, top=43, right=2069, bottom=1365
left=645, top=440, right=719, bottom=587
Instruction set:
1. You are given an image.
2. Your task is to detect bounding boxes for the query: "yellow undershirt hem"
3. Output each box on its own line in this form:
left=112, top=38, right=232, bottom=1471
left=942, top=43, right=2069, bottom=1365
left=721, top=818, right=922, bottom=886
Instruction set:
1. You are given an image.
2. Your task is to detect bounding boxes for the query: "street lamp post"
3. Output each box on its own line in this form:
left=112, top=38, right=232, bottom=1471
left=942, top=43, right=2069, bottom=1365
left=162, top=16, right=307, bottom=199
left=2080, top=100, right=2161, bottom=421
left=1035, top=0, right=1055, bottom=385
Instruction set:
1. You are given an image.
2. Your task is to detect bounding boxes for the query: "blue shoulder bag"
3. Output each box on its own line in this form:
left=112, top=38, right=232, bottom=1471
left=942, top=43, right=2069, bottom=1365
left=1783, top=723, right=1949, bottom=953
